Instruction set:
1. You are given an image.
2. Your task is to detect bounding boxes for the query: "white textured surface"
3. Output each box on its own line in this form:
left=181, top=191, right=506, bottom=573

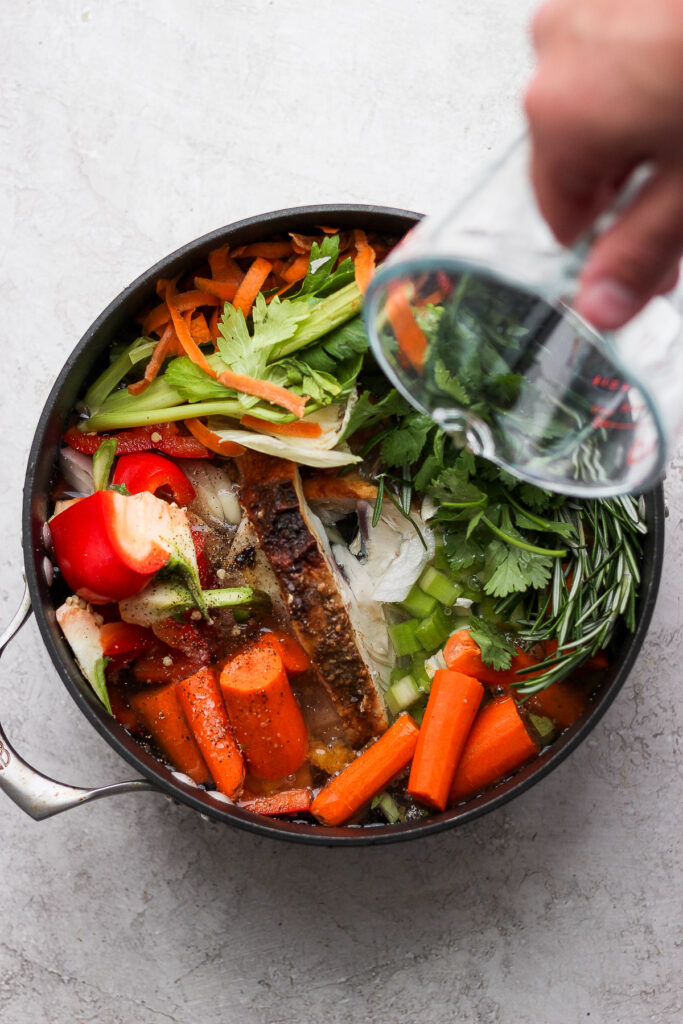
left=1, top=3, right=681, bottom=1023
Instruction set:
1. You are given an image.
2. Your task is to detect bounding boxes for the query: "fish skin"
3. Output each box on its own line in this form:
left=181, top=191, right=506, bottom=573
left=238, top=452, right=388, bottom=747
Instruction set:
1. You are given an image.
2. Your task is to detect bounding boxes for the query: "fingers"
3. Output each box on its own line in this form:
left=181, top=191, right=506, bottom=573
left=524, top=68, right=632, bottom=246
left=527, top=135, right=620, bottom=245
left=574, top=168, right=683, bottom=329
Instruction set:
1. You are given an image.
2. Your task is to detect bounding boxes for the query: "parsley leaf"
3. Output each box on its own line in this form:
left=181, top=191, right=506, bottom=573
left=468, top=617, right=517, bottom=671
left=517, top=482, right=554, bottom=511
left=380, top=412, right=434, bottom=467
left=300, top=316, right=368, bottom=374
left=513, top=508, right=575, bottom=539
left=341, top=388, right=412, bottom=440
left=482, top=539, right=552, bottom=598
left=443, top=530, right=484, bottom=573
left=428, top=465, right=485, bottom=506
left=296, top=236, right=355, bottom=298
left=432, top=358, right=470, bottom=406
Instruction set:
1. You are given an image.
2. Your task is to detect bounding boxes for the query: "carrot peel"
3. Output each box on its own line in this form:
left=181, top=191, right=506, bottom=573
left=240, top=414, right=322, bottom=438
left=184, top=418, right=246, bottom=457
left=217, top=369, right=308, bottom=418
left=165, top=281, right=217, bottom=379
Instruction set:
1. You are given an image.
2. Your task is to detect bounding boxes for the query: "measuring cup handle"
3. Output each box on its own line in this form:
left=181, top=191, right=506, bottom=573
left=0, top=581, right=159, bottom=820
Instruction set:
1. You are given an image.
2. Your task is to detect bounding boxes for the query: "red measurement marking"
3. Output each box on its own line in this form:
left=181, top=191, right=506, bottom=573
left=592, top=416, right=636, bottom=430
left=591, top=374, right=629, bottom=392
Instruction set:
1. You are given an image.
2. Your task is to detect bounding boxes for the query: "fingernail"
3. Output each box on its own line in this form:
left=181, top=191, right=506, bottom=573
left=576, top=279, right=641, bottom=331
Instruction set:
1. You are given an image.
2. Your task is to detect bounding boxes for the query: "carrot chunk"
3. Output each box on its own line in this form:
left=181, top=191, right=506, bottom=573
left=443, top=629, right=503, bottom=685
left=176, top=667, right=245, bottom=799
left=408, top=670, right=484, bottom=811
left=449, top=697, right=540, bottom=804
left=219, top=642, right=308, bottom=779
left=257, top=631, right=311, bottom=674
left=310, top=714, right=419, bottom=826
left=129, top=683, right=210, bottom=784
left=238, top=788, right=312, bottom=816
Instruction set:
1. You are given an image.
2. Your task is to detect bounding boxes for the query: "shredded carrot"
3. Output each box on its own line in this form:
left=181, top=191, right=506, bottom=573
left=165, top=281, right=216, bottom=378
left=217, top=368, right=308, bottom=418
left=386, top=283, right=428, bottom=371
left=310, top=715, right=419, bottom=826
left=185, top=418, right=246, bottom=457
left=232, top=257, right=273, bottom=317
left=194, top=275, right=240, bottom=303
left=190, top=312, right=211, bottom=345
left=232, top=241, right=292, bottom=259
left=143, top=290, right=220, bottom=336
left=127, top=322, right=175, bottom=395
left=238, top=788, right=312, bottom=816
left=281, top=253, right=310, bottom=284
left=316, top=225, right=340, bottom=234
left=353, top=229, right=376, bottom=294
left=209, top=307, right=220, bottom=343
left=240, top=413, right=322, bottom=438
left=208, top=245, right=230, bottom=279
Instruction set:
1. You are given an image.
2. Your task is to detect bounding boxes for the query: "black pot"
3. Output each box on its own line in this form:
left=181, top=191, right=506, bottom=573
left=0, top=204, right=664, bottom=845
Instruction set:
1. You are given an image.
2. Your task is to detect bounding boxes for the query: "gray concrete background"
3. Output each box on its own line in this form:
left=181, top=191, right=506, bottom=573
left=1, top=3, right=681, bottom=1022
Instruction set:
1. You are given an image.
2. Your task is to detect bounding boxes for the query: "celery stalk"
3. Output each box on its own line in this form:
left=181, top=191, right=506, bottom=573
left=84, top=338, right=157, bottom=413
left=268, top=282, right=362, bottom=359
left=84, top=398, right=246, bottom=432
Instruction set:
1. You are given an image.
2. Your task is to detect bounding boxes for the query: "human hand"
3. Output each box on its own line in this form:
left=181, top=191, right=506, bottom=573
left=525, top=0, right=683, bottom=329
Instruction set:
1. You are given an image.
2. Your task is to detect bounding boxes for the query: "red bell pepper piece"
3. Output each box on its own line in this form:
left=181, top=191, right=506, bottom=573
left=63, top=422, right=210, bottom=459
left=49, top=491, right=171, bottom=602
left=190, top=524, right=214, bottom=589
left=100, top=621, right=156, bottom=658
left=151, top=617, right=211, bottom=664
left=132, top=645, right=208, bottom=685
left=112, top=453, right=196, bottom=506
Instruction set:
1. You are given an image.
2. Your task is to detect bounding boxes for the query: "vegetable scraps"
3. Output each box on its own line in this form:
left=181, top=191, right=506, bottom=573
left=48, top=223, right=647, bottom=829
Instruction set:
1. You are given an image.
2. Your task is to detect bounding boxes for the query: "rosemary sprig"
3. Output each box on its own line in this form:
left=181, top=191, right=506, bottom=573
left=510, top=495, right=645, bottom=695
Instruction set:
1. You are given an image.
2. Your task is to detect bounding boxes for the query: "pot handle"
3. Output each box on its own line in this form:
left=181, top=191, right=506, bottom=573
left=0, top=581, right=159, bottom=820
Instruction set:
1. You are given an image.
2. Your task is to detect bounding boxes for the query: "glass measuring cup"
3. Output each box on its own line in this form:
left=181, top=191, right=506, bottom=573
left=364, top=137, right=683, bottom=497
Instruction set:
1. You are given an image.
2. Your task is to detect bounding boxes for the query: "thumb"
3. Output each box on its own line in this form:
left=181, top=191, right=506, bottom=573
left=575, top=169, right=683, bottom=330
